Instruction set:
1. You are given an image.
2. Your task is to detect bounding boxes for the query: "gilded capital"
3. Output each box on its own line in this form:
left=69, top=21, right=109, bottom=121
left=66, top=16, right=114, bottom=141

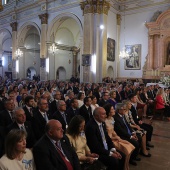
left=72, top=46, right=80, bottom=55
left=80, top=0, right=110, bottom=15
left=149, top=35, right=154, bottom=39
left=39, top=13, right=48, bottom=24
left=10, top=22, right=17, bottom=32
left=117, top=14, right=121, bottom=25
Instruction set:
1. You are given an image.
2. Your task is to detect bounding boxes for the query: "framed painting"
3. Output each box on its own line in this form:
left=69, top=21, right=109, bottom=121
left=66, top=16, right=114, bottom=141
left=107, top=38, right=115, bottom=61
left=124, top=44, right=141, bottom=70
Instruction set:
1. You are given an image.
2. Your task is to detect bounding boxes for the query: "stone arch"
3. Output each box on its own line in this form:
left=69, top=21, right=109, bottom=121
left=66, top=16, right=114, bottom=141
left=0, top=29, right=12, bottom=51
left=56, top=66, right=66, bottom=80
left=47, top=12, right=83, bottom=43
left=17, top=22, right=41, bottom=47
left=107, top=66, right=114, bottom=79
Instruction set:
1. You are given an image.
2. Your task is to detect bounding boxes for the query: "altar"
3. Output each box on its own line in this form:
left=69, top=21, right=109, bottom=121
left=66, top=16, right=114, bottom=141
left=146, top=83, right=168, bottom=88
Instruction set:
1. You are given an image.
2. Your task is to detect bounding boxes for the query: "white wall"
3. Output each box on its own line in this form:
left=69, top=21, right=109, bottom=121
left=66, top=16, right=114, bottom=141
left=119, top=7, right=169, bottom=78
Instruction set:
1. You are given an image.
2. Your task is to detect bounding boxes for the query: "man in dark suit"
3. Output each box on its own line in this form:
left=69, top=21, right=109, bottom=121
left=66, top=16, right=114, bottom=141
left=114, top=103, right=141, bottom=165
left=98, top=92, right=109, bottom=107
left=53, top=100, right=71, bottom=133
left=115, top=85, right=123, bottom=103
left=129, top=93, right=154, bottom=147
left=0, top=99, right=15, bottom=127
left=66, top=98, right=79, bottom=120
left=79, top=97, right=93, bottom=124
left=33, top=119, right=81, bottom=170
left=7, top=108, right=36, bottom=148
left=23, top=95, right=35, bottom=122
left=85, top=107, right=125, bottom=170
left=49, top=90, right=61, bottom=114
left=120, top=85, right=131, bottom=100
left=147, top=85, right=156, bottom=100
left=32, top=98, right=50, bottom=140
left=65, top=90, right=75, bottom=109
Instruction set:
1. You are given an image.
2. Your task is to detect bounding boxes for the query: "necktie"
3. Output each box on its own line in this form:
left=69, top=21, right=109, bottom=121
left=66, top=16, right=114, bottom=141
left=10, top=112, right=15, bottom=122
left=99, top=124, right=108, bottom=150
left=43, top=113, right=49, bottom=122
left=20, top=125, right=26, bottom=131
left=122, top=116, right=131, bottom=135
left=55, top=142, right=73, bottom=170
left=61, top=113, right=67, bottom=125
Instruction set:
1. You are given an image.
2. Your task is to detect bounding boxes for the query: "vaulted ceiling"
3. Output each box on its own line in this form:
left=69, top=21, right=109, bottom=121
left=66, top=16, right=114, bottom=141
left=109, top=0, right=170, bottom=11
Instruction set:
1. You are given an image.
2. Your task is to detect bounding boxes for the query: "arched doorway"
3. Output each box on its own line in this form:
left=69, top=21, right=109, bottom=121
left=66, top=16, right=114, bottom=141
left=107, top=66, right=114, bottom=79
left=56, top=67, right=66, bottom=80
left=26, top=67, right=36, bottom=80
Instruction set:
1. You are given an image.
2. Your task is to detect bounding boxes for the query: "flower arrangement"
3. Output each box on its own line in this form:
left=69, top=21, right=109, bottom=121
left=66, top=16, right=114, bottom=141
left=160, top=74, right=170, bottom=86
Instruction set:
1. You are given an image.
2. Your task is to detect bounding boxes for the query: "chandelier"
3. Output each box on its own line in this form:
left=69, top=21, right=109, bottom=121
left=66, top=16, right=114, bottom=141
left=15, top=49, right=23, bottom=59
left=49, top=43, right=57, bottom=54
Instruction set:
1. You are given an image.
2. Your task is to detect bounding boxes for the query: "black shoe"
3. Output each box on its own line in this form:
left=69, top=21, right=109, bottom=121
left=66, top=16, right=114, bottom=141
left=146, top=142, right=154, bottom=148
left=129, top=160, right=137, bottom=166
left=140, top=152, right=151, bottom=157
left=146, top=147, right=150, bottom=150
left=134, top=157, right=141, bottom=161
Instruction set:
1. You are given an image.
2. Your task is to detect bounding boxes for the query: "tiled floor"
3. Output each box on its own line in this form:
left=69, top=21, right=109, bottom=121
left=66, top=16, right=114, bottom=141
left=130, top=120, right=170, bottom=170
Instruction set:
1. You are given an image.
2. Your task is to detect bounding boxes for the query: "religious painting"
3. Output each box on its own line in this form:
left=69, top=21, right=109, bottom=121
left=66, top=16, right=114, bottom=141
left=107, top=38, right=115, bottom=61
left=82, top=54, right=91, bottom=66
left=125, top=44, right=141, bottom=70
left=40, top=58, right=46, bottom=68
left=8, top=55, right=12, bottom=71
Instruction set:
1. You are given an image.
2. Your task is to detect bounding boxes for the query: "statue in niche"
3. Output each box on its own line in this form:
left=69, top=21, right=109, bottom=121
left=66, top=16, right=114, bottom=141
left=166, top=43, right=170, bottom=65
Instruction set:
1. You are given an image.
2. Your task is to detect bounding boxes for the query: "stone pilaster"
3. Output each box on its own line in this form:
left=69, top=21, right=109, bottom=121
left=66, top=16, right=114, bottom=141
left=0, top=1, right=3, bottom=11
left=39, top=13, right=48, bottom=80
left=10, top=22, right=18, bottom=79
left=72, top=47, right=80, bottom=77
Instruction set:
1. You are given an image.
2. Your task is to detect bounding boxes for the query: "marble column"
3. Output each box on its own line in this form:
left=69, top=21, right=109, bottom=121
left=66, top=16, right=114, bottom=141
left=80, top=0, right=110, bottom=83
left=116, top=14, right=121, bottom=78
left=39, top=13, right=48, bottom=80
left=72, top=47, right=80, bottom=77
left=10, top=22, right=17, bottom=79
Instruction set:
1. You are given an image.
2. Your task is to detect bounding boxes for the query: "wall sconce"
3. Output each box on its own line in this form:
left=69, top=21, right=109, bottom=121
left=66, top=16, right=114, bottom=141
left=15, top=49, right=23, bottom=59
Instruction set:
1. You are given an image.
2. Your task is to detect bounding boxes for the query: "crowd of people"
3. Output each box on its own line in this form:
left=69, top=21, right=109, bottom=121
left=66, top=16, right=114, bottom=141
left=0, top=77, right=170, bottom=170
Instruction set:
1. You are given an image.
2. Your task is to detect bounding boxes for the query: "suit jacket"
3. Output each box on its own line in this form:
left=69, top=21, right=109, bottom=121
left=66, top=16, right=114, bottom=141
left=115, top=91, right=122, bottom=103
left=52, top=111, right=71, bottom=133
left=114, top=113, right=133, bottom=140
left=147, top=90, right=156, bottom=100
left=23, top=106, right=35, bottom=122
left=0, top=126, right=5, bottom=157
left=85, top=118, right=114, bottom=156
left=7, top=121, right=36, bottom=148
left=98, top=99, right=109, bottom=107
left=79, top=105, right=93, bottom=124
left=130, top=105, right=140, bottom=125
left=120, top=90, right=130, bottom=100
left=0, top=110, right=13, bottom=127
left=66, top=107, right=79, bottom=120
left=49, top=100, right=58, bottom=115
left=33, top=135, right=81, bottom=170
left=32, top=110, right=50, bottom=140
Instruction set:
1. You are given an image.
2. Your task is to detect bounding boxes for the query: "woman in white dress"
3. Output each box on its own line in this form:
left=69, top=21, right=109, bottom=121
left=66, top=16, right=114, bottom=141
left=0, top=129, right=36, bottom=170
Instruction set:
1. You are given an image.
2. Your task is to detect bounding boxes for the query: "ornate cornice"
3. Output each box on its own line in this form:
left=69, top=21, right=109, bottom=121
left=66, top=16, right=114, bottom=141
left=39, top=13, right=48, bottom=24
left=117, top=14, right=121, bottom=25
left=10, top=22, right=17, bottom=32
left=80, top=0, right=110, bottom=15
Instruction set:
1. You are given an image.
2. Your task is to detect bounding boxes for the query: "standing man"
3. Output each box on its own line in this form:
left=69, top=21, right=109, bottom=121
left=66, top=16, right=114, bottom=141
left=85, top=107, right=125, bottom=170
left=33, top=119, right=81, bottom=170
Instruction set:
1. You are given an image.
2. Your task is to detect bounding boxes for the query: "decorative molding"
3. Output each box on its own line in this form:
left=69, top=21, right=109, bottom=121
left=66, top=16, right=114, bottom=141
left=39, top=13, right=48, bottom=24
left=41, top=4, right=46, bottom=11
left=80, top=0, right=110, bottom=15
left=10, top=22, right=17, bottom=31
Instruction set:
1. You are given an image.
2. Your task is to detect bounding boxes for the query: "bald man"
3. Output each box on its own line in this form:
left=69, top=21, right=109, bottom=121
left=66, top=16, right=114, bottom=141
left=33, top=119, right=81, bottom=170
left=85, top=107, right=125, bottom=170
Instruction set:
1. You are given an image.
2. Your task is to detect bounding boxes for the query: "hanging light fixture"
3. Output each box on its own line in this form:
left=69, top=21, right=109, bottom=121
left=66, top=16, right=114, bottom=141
left=15, top=48, right=23, bottom=59
left=119, top=4, right=129, bottom=60
left=49, top=24, right=57, bottom=54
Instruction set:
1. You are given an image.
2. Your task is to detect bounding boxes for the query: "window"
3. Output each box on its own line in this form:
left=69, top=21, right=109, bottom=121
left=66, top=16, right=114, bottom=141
left=2, top=0, right=8, bottom=5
